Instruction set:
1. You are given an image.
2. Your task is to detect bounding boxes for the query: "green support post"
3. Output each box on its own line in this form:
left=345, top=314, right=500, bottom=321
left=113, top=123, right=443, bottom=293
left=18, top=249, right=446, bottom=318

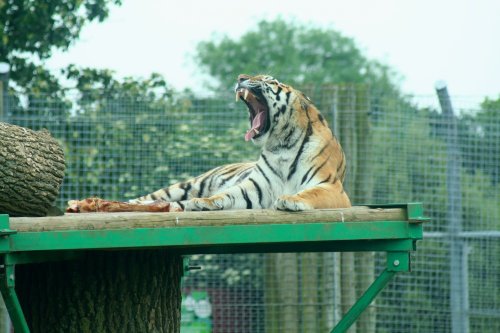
left=330, top=251, right=411, bottom=333
left=0, top=215, right=29, bottom=332
left=330, top=269, right=396, bottom=333
left=0, top=266, right=29, bottom=333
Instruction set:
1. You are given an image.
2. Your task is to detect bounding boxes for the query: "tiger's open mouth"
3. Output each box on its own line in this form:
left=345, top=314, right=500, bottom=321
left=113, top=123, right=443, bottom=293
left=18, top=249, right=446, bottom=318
left=235, top=87, right=270, bottom=141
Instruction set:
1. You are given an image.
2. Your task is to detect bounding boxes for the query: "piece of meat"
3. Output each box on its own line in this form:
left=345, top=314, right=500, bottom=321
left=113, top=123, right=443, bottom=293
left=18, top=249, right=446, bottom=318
left=66, top=197, right=181, bottom=213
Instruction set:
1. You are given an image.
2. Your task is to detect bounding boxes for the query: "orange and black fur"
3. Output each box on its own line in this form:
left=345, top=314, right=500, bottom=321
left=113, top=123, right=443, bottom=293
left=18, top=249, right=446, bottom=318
left=132, top=74, right=351, bottom=211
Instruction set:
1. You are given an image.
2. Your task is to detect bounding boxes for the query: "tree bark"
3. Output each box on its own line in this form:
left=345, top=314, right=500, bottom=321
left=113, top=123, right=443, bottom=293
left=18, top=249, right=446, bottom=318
left=337, top=85, right=358, bottom=333
left=264, top=254, right=279, bottom=332
left=276, top=253, right=299, bottom=333
left=0, top=122, right=65, bottom=217
left=301, top=252, right=319, bottom=332
left=264, top=253, right=299, bottom=333
left=16, top=250, right=183, bottom=333
left=353, top=87, right=376, bottom=333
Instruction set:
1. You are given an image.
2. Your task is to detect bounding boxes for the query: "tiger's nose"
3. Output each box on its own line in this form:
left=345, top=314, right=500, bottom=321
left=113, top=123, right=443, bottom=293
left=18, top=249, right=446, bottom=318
left=238, top=74, right=250, bottom=83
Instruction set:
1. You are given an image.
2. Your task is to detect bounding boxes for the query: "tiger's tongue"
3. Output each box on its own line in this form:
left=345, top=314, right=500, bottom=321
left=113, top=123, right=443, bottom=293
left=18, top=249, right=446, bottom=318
left=245, top=111, right=265, bottom=141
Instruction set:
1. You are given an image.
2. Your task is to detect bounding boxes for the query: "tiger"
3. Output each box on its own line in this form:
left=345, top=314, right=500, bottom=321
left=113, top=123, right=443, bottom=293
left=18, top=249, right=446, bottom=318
left=131, top=74, right=351, bottom=211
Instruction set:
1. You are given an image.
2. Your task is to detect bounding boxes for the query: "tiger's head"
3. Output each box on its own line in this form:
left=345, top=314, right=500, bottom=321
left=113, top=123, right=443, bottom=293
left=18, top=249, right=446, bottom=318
left=235, top=74, right=320, bottom=146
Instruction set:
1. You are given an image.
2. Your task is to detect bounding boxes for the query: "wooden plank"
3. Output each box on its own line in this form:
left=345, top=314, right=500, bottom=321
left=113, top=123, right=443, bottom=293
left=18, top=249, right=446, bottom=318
left=9, top=207, right=408, bottom=232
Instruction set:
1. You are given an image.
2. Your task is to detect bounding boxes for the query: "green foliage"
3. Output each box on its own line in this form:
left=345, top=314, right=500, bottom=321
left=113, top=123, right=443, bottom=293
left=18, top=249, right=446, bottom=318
left=370, top=106, right=448, bottom=225
left=0, top=0, right=121, bottom=89
left=7, top=66, right=261, bottom=204
left=369, top=96, right=500, bottom=332
left=195, top=18, right=399, bottom=91
left=63, top=70, right=188, bottom=201
left=459, top=95, right=500, bottom=185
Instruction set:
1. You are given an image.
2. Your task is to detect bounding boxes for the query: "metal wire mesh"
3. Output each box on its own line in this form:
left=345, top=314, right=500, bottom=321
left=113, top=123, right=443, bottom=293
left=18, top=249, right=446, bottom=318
left=1, top=86, right=499, bottom=332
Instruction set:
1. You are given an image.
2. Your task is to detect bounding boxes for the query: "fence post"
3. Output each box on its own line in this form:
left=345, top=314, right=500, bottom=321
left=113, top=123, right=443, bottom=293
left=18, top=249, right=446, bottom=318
left=330, top=88, right=343, bottom=329
left=0, top=62, right=9, bottom=121
left=435, top=81, right=469, bottom=333
left=353, top=87, right=375, bottom=333
left=0, top=62, right=10, bottom=333
left=336, top=85, right=357, bottom=333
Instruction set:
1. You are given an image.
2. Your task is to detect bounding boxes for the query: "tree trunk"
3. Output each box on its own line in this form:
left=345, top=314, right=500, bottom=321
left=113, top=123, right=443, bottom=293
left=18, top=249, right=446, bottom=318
left=353, top=87, right=376, bottom=333
left=264, top=253, right=299, bottom=333
left=276, top=253, right=299, bottom=333
left=16, top=250, right=183, bottom=333
left=0, top=122, right=65, bottom=217
left=335, top=85, right=376, bottom=333
left=337, top=85, right=358, bottom=333
left=301, top=253, right=319, bottom=332
left=264, top=254, right=280, bottom=332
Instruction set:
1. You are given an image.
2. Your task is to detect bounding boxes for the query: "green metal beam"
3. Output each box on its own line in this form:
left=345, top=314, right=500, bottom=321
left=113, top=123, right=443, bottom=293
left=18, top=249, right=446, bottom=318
left=330, top=269, right=397, bottom=333
left=4, top=251, right=84, bottom=265
left=387, top=251, right=411, bottom=272
left=330, top=251, right=412, bottom=332
left=4, top=220, right=420, bottom=254
left=0, top=214, right=16, bottom=253
left=175, top=239, right=417, bottom=255
left=1, top=239, right=417, bottom=265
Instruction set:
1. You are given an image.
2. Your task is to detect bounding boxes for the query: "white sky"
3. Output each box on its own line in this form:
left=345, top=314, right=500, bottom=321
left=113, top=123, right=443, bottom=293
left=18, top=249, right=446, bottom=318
left=46, top=0, right=500, bottom=99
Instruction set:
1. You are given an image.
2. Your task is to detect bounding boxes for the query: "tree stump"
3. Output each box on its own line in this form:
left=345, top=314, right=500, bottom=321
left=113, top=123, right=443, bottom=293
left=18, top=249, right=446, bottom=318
left=16, top=250, right=183, bottom=333
left=0, top=122, right=65, bottom=216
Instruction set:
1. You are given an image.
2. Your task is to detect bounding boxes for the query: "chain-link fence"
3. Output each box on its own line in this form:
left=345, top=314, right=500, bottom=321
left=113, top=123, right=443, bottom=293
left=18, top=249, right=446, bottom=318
left=1, top=85, right=499, bottom=332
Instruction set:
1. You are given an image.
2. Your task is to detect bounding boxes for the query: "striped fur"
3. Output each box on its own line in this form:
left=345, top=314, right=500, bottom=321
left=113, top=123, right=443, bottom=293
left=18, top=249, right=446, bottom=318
left=132, top=74, right=351, bottom=211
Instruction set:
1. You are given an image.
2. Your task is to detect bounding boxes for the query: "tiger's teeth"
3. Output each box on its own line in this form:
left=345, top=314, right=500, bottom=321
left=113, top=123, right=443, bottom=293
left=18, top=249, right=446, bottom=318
left=254, top=129, right=260, bottom=134
left=235, top=91, right=240, bottom=102
left=244, top=89, right=249, bottom=100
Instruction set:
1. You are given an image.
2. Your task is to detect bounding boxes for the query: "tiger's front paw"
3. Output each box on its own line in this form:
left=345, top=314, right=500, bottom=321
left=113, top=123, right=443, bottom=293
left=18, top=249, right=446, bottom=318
left=185, top=198, right=224, bottom=211
left=274, top=195, right=314, bottom=211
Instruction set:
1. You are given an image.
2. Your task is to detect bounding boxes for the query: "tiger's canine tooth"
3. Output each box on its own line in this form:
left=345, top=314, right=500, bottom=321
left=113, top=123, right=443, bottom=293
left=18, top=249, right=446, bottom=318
left=244, top=89, right=249, bottom=100
left=235, top=91, right=240, bottom=102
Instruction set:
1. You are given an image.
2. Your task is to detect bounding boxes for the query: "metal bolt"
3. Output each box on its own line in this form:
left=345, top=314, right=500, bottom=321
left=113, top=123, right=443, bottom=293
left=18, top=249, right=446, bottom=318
left=393, top=260, right=400, bottom=267
left=186, top=265, right=202, bottom=271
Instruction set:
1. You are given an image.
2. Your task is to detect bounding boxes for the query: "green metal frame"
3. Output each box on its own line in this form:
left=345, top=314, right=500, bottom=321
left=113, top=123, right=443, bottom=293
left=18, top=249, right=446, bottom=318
left=331, top=251, right=410, bottom=333
left=0, top=203, right=426, bottom=333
